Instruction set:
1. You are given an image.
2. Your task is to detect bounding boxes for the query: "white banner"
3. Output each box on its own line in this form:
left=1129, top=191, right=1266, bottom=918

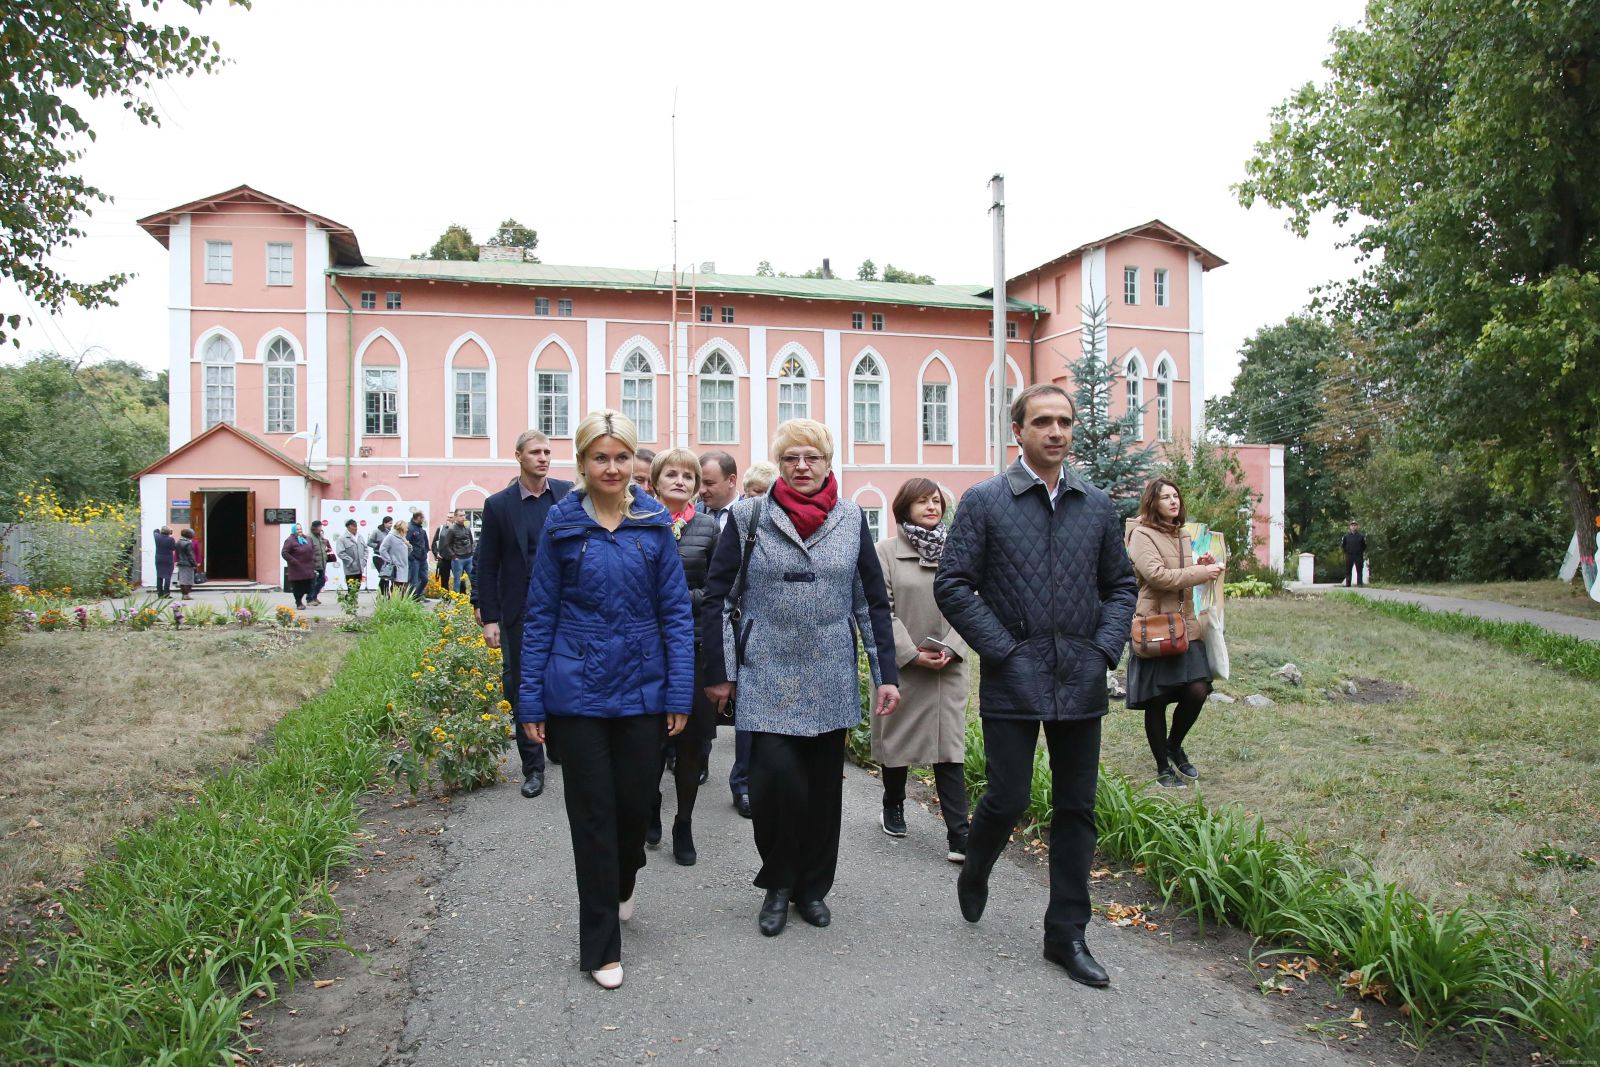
left=320, top=498, right=428, bottom=588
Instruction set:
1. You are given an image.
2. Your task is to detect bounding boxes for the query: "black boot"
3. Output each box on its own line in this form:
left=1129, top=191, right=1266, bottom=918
left=672, top=817, right=696, bottom=866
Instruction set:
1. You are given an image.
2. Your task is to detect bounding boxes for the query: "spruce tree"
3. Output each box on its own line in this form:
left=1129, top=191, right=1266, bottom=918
left=1065, top=296, right=1156, bottom=515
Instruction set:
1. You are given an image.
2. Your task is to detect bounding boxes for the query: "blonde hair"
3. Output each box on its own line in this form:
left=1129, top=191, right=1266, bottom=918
left=770, top=418, right=834, bottom=466
left=650, top=448, right=702, bottom=494
left=574, top=409, right=654, bottom=518
left=743, top=461, right=778, bottom=494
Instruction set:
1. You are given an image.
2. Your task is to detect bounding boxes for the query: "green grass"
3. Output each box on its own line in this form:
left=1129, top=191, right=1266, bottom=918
left=0, top=596, right=433, bottom=1067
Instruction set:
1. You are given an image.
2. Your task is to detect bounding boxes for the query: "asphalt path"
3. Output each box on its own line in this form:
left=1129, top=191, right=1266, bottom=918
left=394, top=730, right=1398, bottom=1067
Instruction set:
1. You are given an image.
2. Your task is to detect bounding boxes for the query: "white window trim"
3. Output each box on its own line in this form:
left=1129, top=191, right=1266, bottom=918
left=198, top=330, right=239, bottom=430
left=983, top=356, right=1024, bottom=466
left=354, top=327, right=409, bottom=456
left=258, top=328, right=302, bottom=434
left=609, top=334, right=668, bottom=374
left=769, top=341, right=819, bottom=426
left=851, top=484, right=889, bottom=545
left=914, top=349, right=960, bottom=462
left=1123, top=349, right=1147, bottom=442
left=449, top=482, right=492, bottom=512
left=696, top=349, right=740, bottom=444
left=266, top=242, right=294, bottom=286
left=1154, top=354, right=1176, bottom=443
left=619, top=350, right=659, bottom=443
left=192, top=325, right=245, bottom=364
left=848, top=346, right=892, bottom=464
left=1124, top=265, right=1140, bottom=305
left=530, top=333, right=580, bottom=439
left=1153, top=268, right=1169, bottom=307
left=204, top=240, right=233, bottom=284
left=443, top=332, right=498, bottom=455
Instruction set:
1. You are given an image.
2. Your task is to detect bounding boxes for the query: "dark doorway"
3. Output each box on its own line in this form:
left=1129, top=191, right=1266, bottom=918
left=206, top=492, right=250, bottom=579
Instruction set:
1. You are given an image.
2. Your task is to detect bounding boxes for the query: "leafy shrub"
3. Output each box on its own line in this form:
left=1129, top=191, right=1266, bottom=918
left=1156, top=438, right=1257, bottom=574
left=14, top=485, right=135, bottom=594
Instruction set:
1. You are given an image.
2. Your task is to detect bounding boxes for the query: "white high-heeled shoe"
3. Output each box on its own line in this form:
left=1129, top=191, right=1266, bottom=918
left=619, top=893, right=636, bottom=922
left=591, top=964, right=623, bottom=990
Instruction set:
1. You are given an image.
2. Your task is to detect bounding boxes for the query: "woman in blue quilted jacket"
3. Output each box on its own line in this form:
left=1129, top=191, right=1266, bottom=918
left=518, top=409, right=694, bottom=990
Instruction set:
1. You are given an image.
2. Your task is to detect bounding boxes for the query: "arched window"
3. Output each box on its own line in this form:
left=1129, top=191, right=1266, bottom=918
left=265, top=336, right=296, bottom=433
left=1155, top=357, right=1175, bottom=442
left=777, top=354, right=809, bottom=423
left=620, top=350, right=655, bottom=440
left=851, top=353, right=883, bottom=442
left=202, top=334, right=236, bottom=428
left=1123, top=354, right=1145, bottom=442
left=698, top=350, right=736, bottom=443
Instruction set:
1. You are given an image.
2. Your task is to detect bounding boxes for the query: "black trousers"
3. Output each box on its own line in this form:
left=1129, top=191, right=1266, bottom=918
left=966, top=716, right=1101, bottom=946
left=749, top=729, right=845, bottom=903
left=499, top=619, right=545, bottom=775
left=1343, top=554, right=1364, bottom=586
left=155, top=570, right=172, bottom=597
left=547, top=714, right=663, bottom=971
left=881, top=762, right=970, bottom=836
left=288, top=577, right=312, bottom=607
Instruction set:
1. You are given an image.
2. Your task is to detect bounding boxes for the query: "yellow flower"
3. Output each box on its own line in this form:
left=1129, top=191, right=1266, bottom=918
left=496, top=699, right=511, bottom=712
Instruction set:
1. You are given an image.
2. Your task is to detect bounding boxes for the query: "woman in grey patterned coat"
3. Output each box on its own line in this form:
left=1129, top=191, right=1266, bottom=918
left=701, top=418, right=900, bottom=938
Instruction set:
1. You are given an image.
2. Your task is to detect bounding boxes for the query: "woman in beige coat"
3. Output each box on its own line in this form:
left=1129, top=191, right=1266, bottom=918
left=1126, top=478, right=1226, bottom=789
left=873, top=477, right=971, bottom=861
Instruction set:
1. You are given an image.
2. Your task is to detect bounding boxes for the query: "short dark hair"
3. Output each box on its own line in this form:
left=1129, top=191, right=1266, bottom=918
left=635, top=447, right=656, bottom=464
left=891, top=477, right=950, bottom=525
left=1137, top=478, right=1186, bottom=527
left=180, top=528, right=195, bottom=539
left=379, top=515, right=393, bottom=526
left=411, top=510, right=424, bottom=522
left=700, top=449, right=737, bottom=478
left=1010, top=383, right=1076, bottom=428
left=310, top=519, right=322, bottom=530
left=345, top=518, right=358, bottom=529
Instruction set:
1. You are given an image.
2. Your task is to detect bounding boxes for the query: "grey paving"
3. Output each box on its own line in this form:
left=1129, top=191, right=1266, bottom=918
left=400, top=734, right=1377, bottom=1067
left=1299, top=584, right=1600, bottom=642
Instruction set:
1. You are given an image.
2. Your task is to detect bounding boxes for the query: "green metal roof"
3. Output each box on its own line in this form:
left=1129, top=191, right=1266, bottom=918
left=331, top=257, right=1046, bottom=313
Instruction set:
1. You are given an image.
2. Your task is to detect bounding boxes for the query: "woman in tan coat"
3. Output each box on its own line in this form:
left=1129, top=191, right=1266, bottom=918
left=873, top=477, right=971, bottom=861
left=1126, top=478, right=1226, bottom=789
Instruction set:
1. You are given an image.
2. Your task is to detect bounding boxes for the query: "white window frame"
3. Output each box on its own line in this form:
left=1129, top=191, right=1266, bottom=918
left=776, top=354, right=809, bottom=423
left=721, top=306, right=735, bottom=324
left=201, top=333, right=236, bottom=427
left=1155, top=357, right=1175, bottom=442
left=697, top=350, right=737, bottom=443
left=264, top=336, right=297, bottom=433
left=364, top=367, right=400, bottom=436
left=851, top=353, right=884, bottom=443
left=851, top=311, right=864, bottom=330
left=1123, top=266, right=1140, bottom=305
left=620, top=350, right=656, bottom=441
left=862, top=506, right=883, bottom=544
left=360, top=291, right=376, bottom=309
left=871, top=312, right=885, bottom=331
left=557, top=298, right=573, bottom=317
left=535, top=296, right=550, bottom=316
left=984, top=358, right=1021, bottom=463
left=536, top=370, right=571, bottom=437
left=921, top=381, right=950, bottom=444
left=454, top=368, right=489, bottom=437
left=699, top=304, right=713, bottom=323
left=1154, top=268, right=1169, bottom=307
left=204, top=241, right=233, bottom=284
left=385, top=291, right=402, bottom=310
left=266, top=242, right=294, bottom=286
left=1123, top=352, right=1147, bottom=442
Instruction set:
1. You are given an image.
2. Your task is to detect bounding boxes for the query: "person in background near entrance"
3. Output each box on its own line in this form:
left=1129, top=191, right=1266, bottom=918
left=406, top=511, right=430, bottom=600
left=743, top=461, right=777, bottom=498
left=378, top=520, right=410, bottom=598
left=281, top=523, right=318, bottom=610
left=1125, top=478, right=1225, bottom=790
left=934, top=383, right=1137, bottom=989
left=336, top=518, right=366, bottom=592
left=478, top=429, right=573, bottom=799
left=873, top=478, right=971, bottom=862
left=439, top=511, right=475, bottom=593
left=698, top=449, right=752, bottom=818
left=152, top=526, right=177, bottom=598
left=176, top=528, right=199, bottom=599
left=307, top=519, right=332, bottom=606
left=368, top=514, right=393, bottom=558
left=645, top=448, right=720, bottom=865
left=433, top=511, right=455, bottom=591
left=1342, top=520, right=1367, bottom=587
left=701, top=418, right=900, bottom=937
left=520, top=410, right=693, bottom=990
left=632, top=448, right=656, bottom=497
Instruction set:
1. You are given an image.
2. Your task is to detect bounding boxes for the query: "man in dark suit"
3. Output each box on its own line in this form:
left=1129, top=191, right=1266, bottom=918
left=476, top=429, right=573, bottom=798
left=1341, top=521, right=1367, bottom=587
left=698, top=449, right=750, bottom=817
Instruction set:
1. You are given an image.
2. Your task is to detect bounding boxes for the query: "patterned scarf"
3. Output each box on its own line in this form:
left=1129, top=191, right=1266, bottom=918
left=669, top=503, right=697, bottom=541
left=771, top=471, right=839, bottom=540
left=899, top=521, right=947, bottom=569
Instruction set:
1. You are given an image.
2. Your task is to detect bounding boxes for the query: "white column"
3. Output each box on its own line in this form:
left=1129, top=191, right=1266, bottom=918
left=278, top=476, right=310, bottom=526
left=168, top=215, right=192, bottom=449
left=139, top=475, right=168, bottom=588
left=1268, top=444, right=1286, bottom=573
left=1081, top=245, right=1107, bottom=315
left=1189, top=251, right=1206, bottom=438
left=748, top=326, right=769, bottom=455
left=675, top=321, right=691, bottom=447
left=823, top=329, right=843, bottom=449
left=586, top=317, right=606, bottom=425
left=305, top=220, right=330, bottom=468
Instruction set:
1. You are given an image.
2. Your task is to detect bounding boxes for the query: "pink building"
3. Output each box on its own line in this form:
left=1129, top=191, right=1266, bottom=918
left=133, top=185, right=1279, bottom=587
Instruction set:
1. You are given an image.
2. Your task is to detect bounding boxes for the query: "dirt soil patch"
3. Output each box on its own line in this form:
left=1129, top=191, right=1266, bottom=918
left=1340, top=677, right=1414, bottom=705
left=251, top=790, right=452, bottom=1067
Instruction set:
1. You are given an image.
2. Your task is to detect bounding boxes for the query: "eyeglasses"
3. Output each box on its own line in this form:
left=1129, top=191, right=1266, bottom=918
left=779, top=452, right=827, bottom=468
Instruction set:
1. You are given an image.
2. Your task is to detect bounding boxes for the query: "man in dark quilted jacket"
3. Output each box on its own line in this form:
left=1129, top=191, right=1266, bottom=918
left=934, top=383, right=1137, bottom=988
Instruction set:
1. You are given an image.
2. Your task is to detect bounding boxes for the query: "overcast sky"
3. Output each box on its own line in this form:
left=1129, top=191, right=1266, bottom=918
left=4, top=0, right=1367, bottom=398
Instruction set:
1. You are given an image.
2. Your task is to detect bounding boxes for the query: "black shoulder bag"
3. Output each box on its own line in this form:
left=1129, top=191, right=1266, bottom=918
left=720, top=500, right=764, bottom=725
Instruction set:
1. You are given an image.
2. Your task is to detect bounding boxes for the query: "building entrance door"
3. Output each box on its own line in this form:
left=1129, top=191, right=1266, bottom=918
left=194, top=490, right=256, bottom=580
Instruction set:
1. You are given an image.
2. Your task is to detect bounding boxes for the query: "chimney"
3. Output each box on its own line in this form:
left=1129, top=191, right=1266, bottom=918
left=822, top=258, right=832, bottom=279
left=478, top=245, right=527, bottom=263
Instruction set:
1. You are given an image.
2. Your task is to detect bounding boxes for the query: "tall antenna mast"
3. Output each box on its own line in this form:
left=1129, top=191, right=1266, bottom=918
left=669, top=89, right=680, bottom=446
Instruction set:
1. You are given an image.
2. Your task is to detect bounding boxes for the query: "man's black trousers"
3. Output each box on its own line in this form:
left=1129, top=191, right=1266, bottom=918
left=500, top=619, right=545, bottom=775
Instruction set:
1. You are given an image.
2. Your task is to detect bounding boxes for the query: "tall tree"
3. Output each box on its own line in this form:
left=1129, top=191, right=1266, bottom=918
left=414, top=223, right=478, bottom=261
left=483, top=218, right=539, bottom=261
left=1, top=0, right=244, bottom=347
left=882, top=263, right=935, bottom=285
left=1063, top=298, right=1156, bottom=515
left=857, top=259, right=877, bottom=281
left=755, top=260, right=775, bottom=277
left=1237, top=0, right=1600, bottom=569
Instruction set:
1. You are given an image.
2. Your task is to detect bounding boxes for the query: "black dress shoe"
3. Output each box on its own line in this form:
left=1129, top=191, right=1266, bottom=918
left=758, top=889, right=791, bottom=936
left=956, top=863, right=988, bottom=923
left=671, top=818, right=696, bottom=866
left=735, top=793, right=753, bottom=819
left=796, top=899, right=831, bottom=927
left=698, top=767, right=708, bottom=786
left=520, top=770, right=544, bottom=798
left=1043, top=940, right=1110, bottom=987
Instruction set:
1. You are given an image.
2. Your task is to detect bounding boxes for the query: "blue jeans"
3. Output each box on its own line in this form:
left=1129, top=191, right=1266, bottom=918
left=450, top=557, right=468, bottom=592
left=408, top=558, right=428, bottom=599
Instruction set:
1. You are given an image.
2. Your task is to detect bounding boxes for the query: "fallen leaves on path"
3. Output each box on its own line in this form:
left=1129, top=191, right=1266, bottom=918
left=1099, top=901, right=1160, bottom=931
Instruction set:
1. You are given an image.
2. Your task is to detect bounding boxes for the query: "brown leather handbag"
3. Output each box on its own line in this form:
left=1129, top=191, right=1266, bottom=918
left=1130, top=533, right=1190, bottom=658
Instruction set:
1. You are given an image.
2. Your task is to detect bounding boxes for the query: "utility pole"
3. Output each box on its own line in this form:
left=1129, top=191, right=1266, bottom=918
left=989, top=174, right=1007, bottom=474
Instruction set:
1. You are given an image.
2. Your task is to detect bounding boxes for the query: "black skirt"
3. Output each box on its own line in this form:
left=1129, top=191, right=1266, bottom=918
left=1125, top=639, right=1212, bottom=710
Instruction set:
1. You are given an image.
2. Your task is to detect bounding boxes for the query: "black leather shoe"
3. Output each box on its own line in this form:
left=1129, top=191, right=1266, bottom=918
left=758, top=889, right=791, bottom=936
left=520, top=770, right=544, bottom=798
left=671, top=818, right=696, bottom=866
left=956, top=863, right=988, bottom=923
left=698, top=767, right=708, bottom=786
left=645, top=794, right=662, bottom=847
left=1168, top=745, right=1199, bottom=780
left=796, top=899, right=831, bottom=928
left=735, top=793, right=753, bottom=819
left=1044, top=940, right=1110, bottom=987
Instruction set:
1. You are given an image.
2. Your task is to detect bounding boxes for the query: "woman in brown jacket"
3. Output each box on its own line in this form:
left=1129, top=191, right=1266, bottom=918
left=873, top=477, right=971, bottom=862
left=1126, top=478, right=1225, bottom=789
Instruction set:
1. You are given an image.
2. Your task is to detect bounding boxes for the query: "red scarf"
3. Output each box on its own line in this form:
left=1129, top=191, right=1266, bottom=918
left=771, top=471, right=839, bottom=540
